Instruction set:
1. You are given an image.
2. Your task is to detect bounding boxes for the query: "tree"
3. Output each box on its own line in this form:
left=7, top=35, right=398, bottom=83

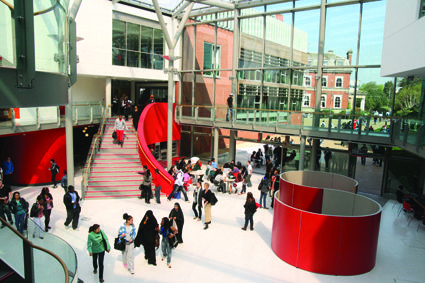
left=360, top=82, right=389, bottom=113
left=395, top=82, right=421, bottom=116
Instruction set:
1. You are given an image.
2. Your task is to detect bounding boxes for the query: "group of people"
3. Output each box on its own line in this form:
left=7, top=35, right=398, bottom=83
left=87, top=206, right=183, bottom=282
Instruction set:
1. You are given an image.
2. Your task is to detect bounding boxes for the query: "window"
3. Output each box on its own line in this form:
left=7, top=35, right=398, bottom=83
left=321, top=95, right=326, bottom=108
left=322, top=77, right=327, bottom=87
left=336, top=77, right=343, bottom=88
left=303, top=94, right=310, bottom=107
left=203, top=42, right=221, bottom=77
left=305, top=76, right=311, bottom=86
left=112, top=19, right=164, bottom=70
left=334, top=96, right=341, bottom=108
left=420, top=0, right=425, bottom=18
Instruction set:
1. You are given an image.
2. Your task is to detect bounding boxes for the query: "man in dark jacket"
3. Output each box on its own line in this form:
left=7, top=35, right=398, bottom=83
left=226, top=93, right=233, bottom=122
left=63, top=185, right=81, bottom=230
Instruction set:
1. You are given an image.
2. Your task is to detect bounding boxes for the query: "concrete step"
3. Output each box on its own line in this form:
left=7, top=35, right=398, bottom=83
left=88, top=175, right=143, bottom=181
left=88, top=180, right=142, bottom=186
left=84, top=189, right=166, bottom=199
left=91, top=163, right=142, bottom=168
left=90, top=172, right=142, bottom=177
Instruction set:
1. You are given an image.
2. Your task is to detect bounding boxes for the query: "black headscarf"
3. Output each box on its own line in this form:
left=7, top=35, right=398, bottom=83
left=169, top=203, right=184, bottom=225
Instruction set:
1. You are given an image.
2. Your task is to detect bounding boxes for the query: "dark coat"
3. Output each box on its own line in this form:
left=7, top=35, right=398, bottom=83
left=63, top=191, right=80, bottom=210
left=244, top=199, right=257, bottom=215
left=134, top=211, right=158, bottom=247
left=9, top=197, right=29, bottom=214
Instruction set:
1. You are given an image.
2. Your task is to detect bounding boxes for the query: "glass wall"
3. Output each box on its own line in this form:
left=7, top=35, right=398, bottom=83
left=112, top=19, right=164, bottom=70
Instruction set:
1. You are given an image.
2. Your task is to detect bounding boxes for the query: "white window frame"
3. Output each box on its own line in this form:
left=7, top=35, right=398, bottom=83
left=322, top=76, right=327, bottom=87
left=335, top=77, right=343, bottom=88
left=203, top=42, right=221, bottom=77
left=321, top=95, right=326, bottom=108
left=303, top=94, right=310, bottom=107
left=334, top=95, right=342, bottom=108
left=304, top=76, right=311, bottom=87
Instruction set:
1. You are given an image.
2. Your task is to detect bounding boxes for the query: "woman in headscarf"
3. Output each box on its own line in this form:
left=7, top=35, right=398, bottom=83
left=135, top=210, right=159, bottom=266
left=169, top=203, right=184, bottom=244
left=39, top=187, right=53, bottom=232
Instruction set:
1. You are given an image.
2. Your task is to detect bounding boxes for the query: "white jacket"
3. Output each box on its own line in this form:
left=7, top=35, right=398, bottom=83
left=114, top=118, right=128, bottom=131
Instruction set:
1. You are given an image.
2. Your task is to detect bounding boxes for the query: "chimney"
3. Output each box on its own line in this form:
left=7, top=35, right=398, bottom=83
left=275, top=14, right=283, bottom=22
left=346, top=49, right=353, bottom=65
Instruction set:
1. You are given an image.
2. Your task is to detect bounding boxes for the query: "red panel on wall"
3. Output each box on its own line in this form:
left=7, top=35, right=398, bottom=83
left=272, top=201, right=301, bottom=266
left=292, top=184, right=323, bottom=213
left=0, top=128, right=66, bottom=185
left=338, top=213, right=381, bottom=275
left=297, top=213, right=342, bottom=275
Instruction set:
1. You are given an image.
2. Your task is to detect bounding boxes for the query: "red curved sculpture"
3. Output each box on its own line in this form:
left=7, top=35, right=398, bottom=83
left=137, top=103, right=181, bottom=196
left=272, top=171, right=381, bottom=276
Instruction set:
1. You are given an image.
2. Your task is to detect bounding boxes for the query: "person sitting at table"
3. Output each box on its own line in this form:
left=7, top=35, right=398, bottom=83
left=182, top=169, right=192, bottom=191
left=206, top=161, right=216, bottom=182
left=230, top=172, right=243, bottom=194
left=213, top=169, right=226, bottom=193
left=193, top=160, right=202, bottom=171
left=250, top=151, right=256, bottom=162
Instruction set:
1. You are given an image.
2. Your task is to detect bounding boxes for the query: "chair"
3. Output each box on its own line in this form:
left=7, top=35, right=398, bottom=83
left=417, top=211, right=425, bottom=232
left=399, top=201, right=414, bottom=225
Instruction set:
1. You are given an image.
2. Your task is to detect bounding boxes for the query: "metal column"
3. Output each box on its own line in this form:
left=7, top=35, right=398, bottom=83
left=65, top=87, right=75, bottom=186
left=213, top=127, right=219, bottom=162
left=106, top=78, right=111, bottom=118
left=299, top=135, right=306, bottom=171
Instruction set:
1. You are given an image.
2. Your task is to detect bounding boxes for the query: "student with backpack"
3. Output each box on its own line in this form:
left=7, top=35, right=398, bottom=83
left=258, top=177, right=271, bottom=209
left=31, top=195, right=45, bottom=239
left=49, top=159, right=59, bottom=188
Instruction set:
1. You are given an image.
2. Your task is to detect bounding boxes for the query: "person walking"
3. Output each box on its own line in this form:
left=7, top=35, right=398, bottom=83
left=192, top=181, right=203, bottom=222
left=87, top=224, right=110, bottom=283
left=48, top=159, right=59, bottom=188
left=202, top=183, right=212, bottom=230
left=118, top=213, right=136, bottom=274
left=114, top=114, right=128, bottom=147
left=242, top=192, right=257, bottom=231
left=3, top=157, right=13, bottom=185
left=139, top=166, right=152, bottom=204
left=239, top=166, right=248, bottom=195
left=132, top=105, right=140, bottom=131
left=160, top=217, right=177, bottom=268
left=63, top=185, right=81, bottom=230
left=169, top=203, right=184, bottom=243
left=123, top=96, right=131, bottom=121
left=167, top=169, right=189, bottom=202
left=135, top=210, right=159, bottom=266
left=0, top=180, right=13, bottom=227
left=32, top=195, right=45, bottom=239
left=259, top=177, right=270, bottom=209
left=39, top=187, right=53, bottom=232
left=153, top=169, right=162, bottom=204
left=9, top=192, right=28, bottom=234
left=226, top=93, right=233, bottom=122
left=61, top=170, right=68, bottom=193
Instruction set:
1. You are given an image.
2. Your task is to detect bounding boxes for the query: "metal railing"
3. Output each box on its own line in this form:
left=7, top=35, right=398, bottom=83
left=80, top=105, right=111, bottom=200
left=0, top=217, right=72, bottom=283
left=0, top=102, right=105, bottom=131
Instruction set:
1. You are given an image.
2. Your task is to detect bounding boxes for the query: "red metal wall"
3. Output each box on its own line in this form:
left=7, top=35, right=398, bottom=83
left=273, top=176, right=381, bottom=275
left=0, top=128, right=66, bottom=185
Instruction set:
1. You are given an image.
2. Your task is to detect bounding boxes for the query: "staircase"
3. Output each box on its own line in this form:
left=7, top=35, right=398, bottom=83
left=85, top=118, right=144, bottom=199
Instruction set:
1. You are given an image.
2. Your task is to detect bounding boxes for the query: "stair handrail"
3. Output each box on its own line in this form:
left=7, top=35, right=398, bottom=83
left=81, top=104, right=111, bottom=200
left=0, top=217, right=70, bottom=283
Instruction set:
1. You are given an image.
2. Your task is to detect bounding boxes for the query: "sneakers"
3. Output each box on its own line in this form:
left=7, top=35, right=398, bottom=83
left=168, top=264, right=172, bottom=268
left=39, top=236, right=44, bottom=239
left=129, top=270, right=134, bottom=275
left=93, top=270, right=97, bottom=274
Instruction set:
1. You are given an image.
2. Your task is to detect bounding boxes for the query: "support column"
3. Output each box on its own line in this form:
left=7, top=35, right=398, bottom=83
left=190, top=126, right=194, bottom=158
left=229, top=130, right=237, bottom=162
left=310, top=138, right=320, bottom=171
left=65, top=87, right=75, bottom=186
left=213, top=127, right=219, bottom=163
left=299, top=136, right=306, bottom=171
left=106, top=78, right=111, bottom=118
left=130, top=81, right=135, bottom=106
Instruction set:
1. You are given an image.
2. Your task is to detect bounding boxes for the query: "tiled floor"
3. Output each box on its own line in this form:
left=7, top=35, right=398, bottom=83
left=6, top=143, right=425, bottom=283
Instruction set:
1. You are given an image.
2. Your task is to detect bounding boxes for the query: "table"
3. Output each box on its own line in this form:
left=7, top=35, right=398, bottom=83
left=191, top=170, right=205, bottom=183
left=225, top=179, right=234, bottom=193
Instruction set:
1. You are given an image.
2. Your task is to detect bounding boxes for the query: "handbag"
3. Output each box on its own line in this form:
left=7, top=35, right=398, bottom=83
left=101, top=230, right=108, bottom=250
left=114, top=236, right=126, bottom=251
left=112, top=131, right=117, bottom=139
left=155, top=234, right=160, bottom=248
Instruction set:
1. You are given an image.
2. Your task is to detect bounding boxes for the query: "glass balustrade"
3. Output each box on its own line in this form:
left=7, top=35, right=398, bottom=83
left=0, top=217, right=75, bottom=283
left=176, top=104, right=425, bottom=150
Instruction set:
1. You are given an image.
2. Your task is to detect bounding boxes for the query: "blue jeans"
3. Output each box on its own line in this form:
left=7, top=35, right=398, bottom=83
left=244, top=213, right=253, bottom=228
left=14, top=213, right=26, bottom=234
left=161, top=236, right=172, bottom=265
left=260, top=192, right=267, bottom=208
left=226, top=108, right=233, bottom=121
left=167, top=185, right=188, bottom=201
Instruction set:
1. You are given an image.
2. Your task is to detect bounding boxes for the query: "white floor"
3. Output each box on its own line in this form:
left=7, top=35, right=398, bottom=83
left=12, top=146, right=425, bottom=283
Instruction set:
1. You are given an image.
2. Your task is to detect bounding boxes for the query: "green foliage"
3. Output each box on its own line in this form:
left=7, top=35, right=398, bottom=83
left=395, top=80, right=421, bottom=117
left=360, top=81, right=390, bottom=113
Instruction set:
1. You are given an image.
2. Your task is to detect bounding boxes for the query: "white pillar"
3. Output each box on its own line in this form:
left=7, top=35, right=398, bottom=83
left=105, top=78, right=111, bottom=118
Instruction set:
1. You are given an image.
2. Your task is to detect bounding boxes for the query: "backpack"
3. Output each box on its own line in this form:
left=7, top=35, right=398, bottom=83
left=54, top=164, right=59, bottom=173
left=30, top=203, right=39, bottom=218
left=210, top=192, right=218, bottom=206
